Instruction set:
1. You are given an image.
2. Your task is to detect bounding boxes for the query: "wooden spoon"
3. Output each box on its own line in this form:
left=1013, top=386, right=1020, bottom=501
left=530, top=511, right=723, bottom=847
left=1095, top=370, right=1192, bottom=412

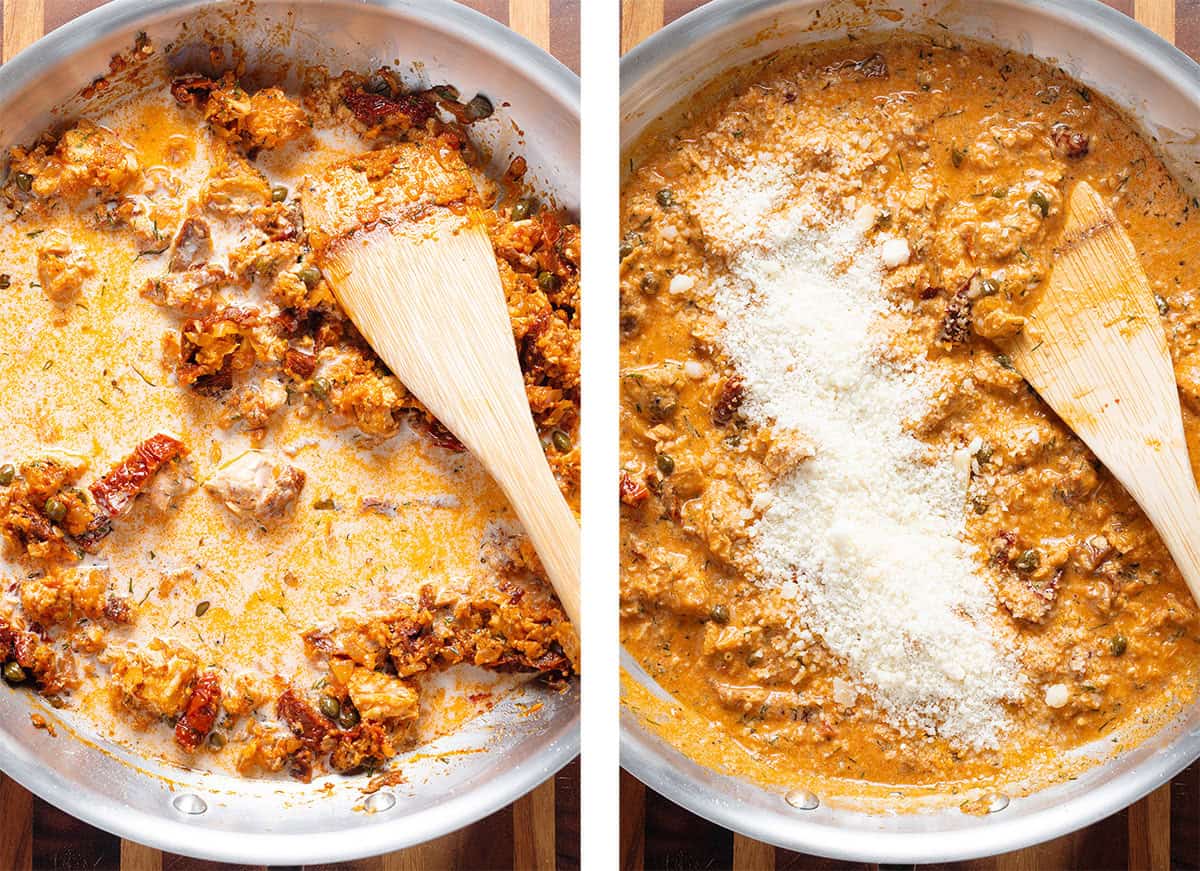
left=1001, top=180, right=1200, bottom=606
left=301, top=143, right=581, bottom=651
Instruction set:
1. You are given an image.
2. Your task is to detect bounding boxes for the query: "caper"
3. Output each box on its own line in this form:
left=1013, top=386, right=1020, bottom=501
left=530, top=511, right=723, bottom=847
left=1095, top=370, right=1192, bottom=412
left=338, top=704, right=360, bottom=729
left=319, top=694, right=341, bottom=720
left=619, top=240, right=634, bottom=260
left=271, top=185, right=288, bottom=203
left=0, top=464, right=14, bottom=486
left=992, top=187, right=1008, bottom=199
left=995, top=353, right=1015, bottom=371
left=640, top=272, right=661, bottom=294
left=970, top=494, right=990, bottom=515
left=195, top=600, right=210, bottom=617
left=979, top=277, right=1001, bottom=297
left=432, top=84, right=460, bottom=101
left=311, top=377, right=330, bottom=400
left=873, top=209, right=893, bottom=229
left=1154, top=294, right=1169, bottom=316
left=464, top=94, right=494, bottom=120
left=2, top=661, right=25, bottom=683
left=0, top=274, right=10, bottom=289
left=537, top=271, right=560, bottom=293
left=709, top=603, right=730, bottom=624
left=551, top=430, right=571, bottom=452
left=13, top=172, right=32, bottom=192
left=207, top=731, right=227, bottom=750
left=1110, top=634, right=1127, bottom=656
left=656, top=188, right=675, bottom=208
left=951, top=146, right=967, bottom=168
left=1014, top=549, right=1041, bottom=573
left=656, top=454, right=675, bottom=476
left=746, top=650, right=765, bottom=666
left=298, top=265, right=322, bottom=290
left=1029, top=190, right=1050, bottom=218
left=511, top=196, right=538, bottom=220
left=44, top=497, right=66, bottom=523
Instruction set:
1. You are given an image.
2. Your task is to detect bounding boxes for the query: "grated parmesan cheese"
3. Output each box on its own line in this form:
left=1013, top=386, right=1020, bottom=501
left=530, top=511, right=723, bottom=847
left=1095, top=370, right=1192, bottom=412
left=1044, top=684, right=1069, bottom=708
left=697, top=179, right=1024, bottom=750
left=880, top=236, right=911, bottom=268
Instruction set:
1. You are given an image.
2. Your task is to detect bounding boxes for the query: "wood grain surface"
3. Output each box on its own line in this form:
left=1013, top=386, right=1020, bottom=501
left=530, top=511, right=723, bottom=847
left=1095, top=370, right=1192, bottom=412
left=0, top=2, right=579, bottom=870
left=619, top=1, right=1200, bottom=870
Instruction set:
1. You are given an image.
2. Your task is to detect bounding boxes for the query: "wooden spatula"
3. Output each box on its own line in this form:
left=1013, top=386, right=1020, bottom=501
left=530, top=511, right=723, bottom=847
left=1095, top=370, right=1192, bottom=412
left=1001, top=180, right=1200, bottom=606
left=301, top=143, right=581, bottom=647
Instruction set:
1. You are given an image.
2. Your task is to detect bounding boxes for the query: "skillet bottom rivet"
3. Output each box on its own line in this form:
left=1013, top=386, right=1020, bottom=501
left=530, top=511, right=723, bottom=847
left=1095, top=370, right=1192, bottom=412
left=172, top=794, right=208, bottom=815
left=365, top=791, right=397, bottom=814
left=784, top=788, right=819, bottom=810
left=988, top=795, right=1011, bottom=814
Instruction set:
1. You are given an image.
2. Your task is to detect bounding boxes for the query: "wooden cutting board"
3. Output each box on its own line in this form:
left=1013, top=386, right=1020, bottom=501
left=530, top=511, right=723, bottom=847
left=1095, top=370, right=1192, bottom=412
left=618, top=2, right=1200, bottom=870
left=0, top=2, right=579, bottom=870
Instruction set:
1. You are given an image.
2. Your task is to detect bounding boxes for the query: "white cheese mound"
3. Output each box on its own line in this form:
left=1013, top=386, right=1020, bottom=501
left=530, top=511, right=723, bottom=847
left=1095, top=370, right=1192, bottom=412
left=699, top=189, right=1024, bottom=750
left=1044, top=684, right=1070, bottom=708
left=880, top=236, right=911, bottom=268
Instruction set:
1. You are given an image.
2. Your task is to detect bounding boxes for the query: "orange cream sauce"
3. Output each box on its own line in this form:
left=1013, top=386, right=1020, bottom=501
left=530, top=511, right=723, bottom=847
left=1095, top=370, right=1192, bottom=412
left=620, top=34, right=1200, bottom=801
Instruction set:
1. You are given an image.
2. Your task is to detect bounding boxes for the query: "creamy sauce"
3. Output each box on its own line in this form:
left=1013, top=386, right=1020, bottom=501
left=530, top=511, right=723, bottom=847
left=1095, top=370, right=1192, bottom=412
left=620, top=34, right=1200, bottom=801
left=0, top=59, right=578, bottom=780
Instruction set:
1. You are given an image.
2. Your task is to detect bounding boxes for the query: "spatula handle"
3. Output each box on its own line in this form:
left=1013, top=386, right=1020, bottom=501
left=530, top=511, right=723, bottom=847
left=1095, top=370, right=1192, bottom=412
left=487, top=427, right=582, bottom=631
left=449, top=376, right=583, bottom=663
left=1135, top=454, right=1200, bottom=608
left=324, top=223, right=582, bottom=637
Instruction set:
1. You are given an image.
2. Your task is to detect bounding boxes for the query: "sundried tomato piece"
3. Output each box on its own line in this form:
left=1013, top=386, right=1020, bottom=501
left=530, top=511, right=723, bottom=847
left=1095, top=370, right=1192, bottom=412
left=342, top=88, right=435, bottom=127
left=711, top=375, right=745, bottom=426
left=174, top=671, right=222, bottom=752
left=283, top=348, right=317, bottom=379
left=75, top=516, right=113, bottom=553
left=90, top=433, right=186, bottom=517
left=103, top=596, right=132, bottom=624
left=1051, top=123, right=1090, bottom=158
left=620, top=471, right=649, bottom=507
left=422, top=419, right=466, bottom=453
left=938, top=271, right=982, bottom=344
left=170, top=74, right=218, bottom=107
left=276, top=688, right=329, bottom=747
left=301, top=628, right=334, bottom=656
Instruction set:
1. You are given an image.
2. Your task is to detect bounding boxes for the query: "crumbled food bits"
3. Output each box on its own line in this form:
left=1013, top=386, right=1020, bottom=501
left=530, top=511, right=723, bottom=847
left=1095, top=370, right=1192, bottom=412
left=668, top=273, right=696, bottom=294
left=204, top=450, right=305, bottom=522
left=880, top=236, right=910, bottom=268
left=30, top=713, right=56, bottom=735
left=1044, top=684, right=1070, bottom=708
left=832, top=677, right=859, bottom=707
